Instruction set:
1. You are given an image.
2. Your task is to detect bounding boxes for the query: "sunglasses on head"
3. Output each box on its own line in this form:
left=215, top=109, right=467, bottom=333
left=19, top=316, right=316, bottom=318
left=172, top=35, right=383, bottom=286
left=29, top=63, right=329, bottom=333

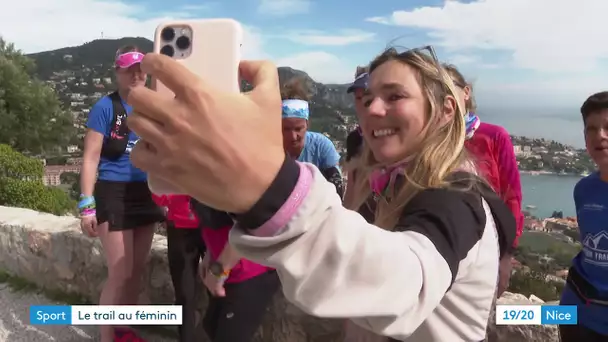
left=386, top=38, right=439, bottom=62
left=403, top=45, right=438, bottom=62
left=388, top=45, right=446, bottom=78
left=387, top=44, right=471, bottom=103
left=452, top=80, right=467, bottom=89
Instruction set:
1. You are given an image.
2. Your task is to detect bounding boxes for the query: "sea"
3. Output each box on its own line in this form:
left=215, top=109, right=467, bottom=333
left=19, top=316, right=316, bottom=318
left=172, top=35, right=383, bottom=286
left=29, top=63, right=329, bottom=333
left=480, top=107, right=585, bottom=148
left=520, top=173, right=584, bottom=219
left=476, top=109, right=587, bottom=218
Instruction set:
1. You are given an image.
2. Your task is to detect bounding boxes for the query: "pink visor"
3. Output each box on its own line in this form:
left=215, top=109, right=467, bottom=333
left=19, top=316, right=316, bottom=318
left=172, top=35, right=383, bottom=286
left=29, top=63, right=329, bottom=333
left=115, top=51, right=144, bottom=69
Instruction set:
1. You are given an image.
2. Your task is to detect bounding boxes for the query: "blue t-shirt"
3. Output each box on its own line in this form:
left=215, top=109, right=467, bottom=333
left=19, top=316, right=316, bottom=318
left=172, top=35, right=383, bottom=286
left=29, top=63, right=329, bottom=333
left=297, top=131, right=341, bottom=170
left=560, top=172, right=608, bottom=333
left=86, top=95, right=147, bottom=182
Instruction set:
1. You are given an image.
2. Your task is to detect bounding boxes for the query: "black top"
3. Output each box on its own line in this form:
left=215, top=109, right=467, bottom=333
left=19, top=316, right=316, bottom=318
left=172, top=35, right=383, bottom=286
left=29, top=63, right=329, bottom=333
left=345, top=128, right=363, bottom=162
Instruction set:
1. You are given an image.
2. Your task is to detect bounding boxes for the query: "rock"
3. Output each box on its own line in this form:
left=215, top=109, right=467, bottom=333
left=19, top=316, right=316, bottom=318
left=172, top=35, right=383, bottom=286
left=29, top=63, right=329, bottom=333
left=154, top=222, right=167, bottom=237
left=485, top=292, right=559, bottom=342
left=0, top=206, right=558, bottom=341
left=498, top=292, right=530, bottom=304
left=0, top=206, right=340, bottom=342
left=529, top=294, right=545, bottom=304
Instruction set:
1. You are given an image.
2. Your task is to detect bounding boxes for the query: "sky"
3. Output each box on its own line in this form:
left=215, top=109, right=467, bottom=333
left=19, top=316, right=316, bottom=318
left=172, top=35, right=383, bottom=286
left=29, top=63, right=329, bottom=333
left=0, top=0, right=607, bottom=141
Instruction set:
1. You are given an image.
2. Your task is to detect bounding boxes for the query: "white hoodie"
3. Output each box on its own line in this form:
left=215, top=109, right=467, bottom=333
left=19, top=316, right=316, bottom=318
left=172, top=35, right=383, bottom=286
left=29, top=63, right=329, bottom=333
left=230, top=161, right=514, bottom=342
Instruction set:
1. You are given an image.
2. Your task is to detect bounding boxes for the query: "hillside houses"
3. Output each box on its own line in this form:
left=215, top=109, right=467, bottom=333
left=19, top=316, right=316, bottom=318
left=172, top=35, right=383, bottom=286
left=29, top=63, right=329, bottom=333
left=43, top=164, right=80, bottom=186
left=45, top=66, right=112, bottom=139
left=512, top=136, right=595, bottom=175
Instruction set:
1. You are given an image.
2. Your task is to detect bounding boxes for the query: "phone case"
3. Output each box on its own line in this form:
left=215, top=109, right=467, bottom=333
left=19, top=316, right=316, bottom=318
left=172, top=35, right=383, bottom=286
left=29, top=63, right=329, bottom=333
left=147, top=19, right=243, bottom=195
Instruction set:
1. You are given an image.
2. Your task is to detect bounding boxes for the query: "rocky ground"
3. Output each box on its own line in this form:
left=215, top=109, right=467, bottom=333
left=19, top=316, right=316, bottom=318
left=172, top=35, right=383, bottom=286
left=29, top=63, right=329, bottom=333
left=0, top=284, right=172, bottom=342
left=0, top=206, right=560, bottom=342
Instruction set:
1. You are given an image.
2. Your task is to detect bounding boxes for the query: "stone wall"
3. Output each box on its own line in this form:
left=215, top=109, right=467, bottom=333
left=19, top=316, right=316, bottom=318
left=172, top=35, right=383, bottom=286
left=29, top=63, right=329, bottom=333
left=488, top=292, right=558, bottom=342
left=0, top=205, right=558, bottom=341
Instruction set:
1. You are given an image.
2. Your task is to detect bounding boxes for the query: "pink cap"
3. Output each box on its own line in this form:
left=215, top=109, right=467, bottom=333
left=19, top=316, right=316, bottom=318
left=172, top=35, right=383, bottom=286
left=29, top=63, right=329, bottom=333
left=115, top=51, right=144, bottom=69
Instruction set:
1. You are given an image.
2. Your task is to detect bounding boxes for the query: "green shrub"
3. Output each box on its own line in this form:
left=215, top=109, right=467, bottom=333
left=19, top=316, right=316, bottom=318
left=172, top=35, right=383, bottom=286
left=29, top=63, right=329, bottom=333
left=0, top=144, right=75, bottom=215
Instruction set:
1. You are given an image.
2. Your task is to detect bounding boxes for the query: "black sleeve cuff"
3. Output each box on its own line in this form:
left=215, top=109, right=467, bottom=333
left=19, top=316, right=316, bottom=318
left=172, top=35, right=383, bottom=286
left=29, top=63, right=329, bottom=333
left=190, top=199, right=233, bottom=230
left=234, top=156, right=301, bottom=230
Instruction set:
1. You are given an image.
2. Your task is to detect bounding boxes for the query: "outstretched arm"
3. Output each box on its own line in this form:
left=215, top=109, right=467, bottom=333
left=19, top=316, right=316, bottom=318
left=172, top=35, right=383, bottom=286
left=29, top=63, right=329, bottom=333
left=230, top=160, right=479, bottom=340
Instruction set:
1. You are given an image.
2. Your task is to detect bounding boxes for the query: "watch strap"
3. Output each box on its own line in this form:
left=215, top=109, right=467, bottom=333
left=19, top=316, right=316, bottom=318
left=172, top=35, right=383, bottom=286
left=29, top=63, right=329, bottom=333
left=209, top=261, right=231, bottom=278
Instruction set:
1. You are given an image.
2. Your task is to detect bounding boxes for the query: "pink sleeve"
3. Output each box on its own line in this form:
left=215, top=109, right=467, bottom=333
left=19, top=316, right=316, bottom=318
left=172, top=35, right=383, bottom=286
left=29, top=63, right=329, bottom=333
left=494, top=128, right=523, bottom=248
left=248, top=162, right=313, bottom=237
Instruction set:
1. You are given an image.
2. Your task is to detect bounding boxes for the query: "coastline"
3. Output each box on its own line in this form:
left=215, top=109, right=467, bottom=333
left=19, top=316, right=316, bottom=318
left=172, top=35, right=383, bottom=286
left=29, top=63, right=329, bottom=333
left=519, top=170, right=586, bottom=178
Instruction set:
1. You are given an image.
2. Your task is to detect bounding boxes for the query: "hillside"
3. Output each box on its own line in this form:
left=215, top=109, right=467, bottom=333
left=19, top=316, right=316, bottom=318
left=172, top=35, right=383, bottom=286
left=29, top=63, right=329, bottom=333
left=26, top=38, right=357, bottom=142
left=27, top=37, right=154, bottom=80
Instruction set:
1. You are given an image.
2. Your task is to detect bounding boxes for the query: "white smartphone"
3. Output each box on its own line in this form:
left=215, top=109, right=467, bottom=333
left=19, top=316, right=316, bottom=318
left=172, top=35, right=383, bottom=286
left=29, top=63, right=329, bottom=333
left=147, top=18, right=243, bottom=195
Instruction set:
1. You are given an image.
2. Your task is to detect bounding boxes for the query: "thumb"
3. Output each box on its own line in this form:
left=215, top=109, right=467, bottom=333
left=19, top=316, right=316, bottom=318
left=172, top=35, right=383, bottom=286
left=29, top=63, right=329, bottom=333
left=140, top=53, right=206, bottom=101
left=239, top=60, right=280, bottom=101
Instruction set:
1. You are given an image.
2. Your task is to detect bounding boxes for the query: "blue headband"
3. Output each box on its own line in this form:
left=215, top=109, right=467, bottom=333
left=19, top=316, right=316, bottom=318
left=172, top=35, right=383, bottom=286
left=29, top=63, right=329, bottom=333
left=282, top=99, right=309, bottom=120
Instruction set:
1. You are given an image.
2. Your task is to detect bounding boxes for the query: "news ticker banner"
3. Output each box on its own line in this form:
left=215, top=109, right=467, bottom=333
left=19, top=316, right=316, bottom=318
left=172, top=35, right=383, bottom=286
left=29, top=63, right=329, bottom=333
left=496, top=305, right=577, bottom=325
left=30, top=304, right=576, bottom=326
left=30, top=305, right=182, bottom=325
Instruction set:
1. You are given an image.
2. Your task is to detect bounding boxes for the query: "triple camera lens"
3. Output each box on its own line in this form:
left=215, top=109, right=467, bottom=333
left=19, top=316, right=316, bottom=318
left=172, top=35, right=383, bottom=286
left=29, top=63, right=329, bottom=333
left=160, top=45, right=175, bottom=57
left=160, top=27, right=191, bottom=58
left=161, top=27, right=175, bottom=42
left=176, top=36, right=191, bottom=50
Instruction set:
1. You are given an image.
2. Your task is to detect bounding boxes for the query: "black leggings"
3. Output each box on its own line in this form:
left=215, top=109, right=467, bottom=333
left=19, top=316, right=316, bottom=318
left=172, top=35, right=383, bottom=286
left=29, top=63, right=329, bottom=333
left=203, top=270, right=280, bottom=342
left=166, top=223, right=206, bottom=342
left=559, top=324, right=608, bottom=342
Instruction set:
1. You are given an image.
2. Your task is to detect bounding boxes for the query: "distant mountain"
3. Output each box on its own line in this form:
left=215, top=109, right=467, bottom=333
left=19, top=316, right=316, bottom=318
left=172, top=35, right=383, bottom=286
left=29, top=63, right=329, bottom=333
left=27, top=37, right=154, bottom=80
left=26, top=38, right=357, bottom=139
left=276, top=67, right=354, bottom=110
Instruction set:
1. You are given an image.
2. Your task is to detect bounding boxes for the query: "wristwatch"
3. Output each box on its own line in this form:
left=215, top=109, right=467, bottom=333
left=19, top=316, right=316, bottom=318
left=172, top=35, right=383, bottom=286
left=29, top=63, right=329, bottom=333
left=208, top=261, right=230, bottom=280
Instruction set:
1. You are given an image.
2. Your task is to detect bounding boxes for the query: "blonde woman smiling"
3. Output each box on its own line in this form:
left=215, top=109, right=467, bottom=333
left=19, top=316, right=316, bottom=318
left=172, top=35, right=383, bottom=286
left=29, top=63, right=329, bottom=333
left=125, top=48, right=516, bottom=342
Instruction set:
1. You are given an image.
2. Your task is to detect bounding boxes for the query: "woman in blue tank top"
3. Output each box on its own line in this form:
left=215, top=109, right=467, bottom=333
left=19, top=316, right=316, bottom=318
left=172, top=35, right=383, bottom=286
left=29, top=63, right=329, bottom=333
left=79, top=45, right=164, bottom=342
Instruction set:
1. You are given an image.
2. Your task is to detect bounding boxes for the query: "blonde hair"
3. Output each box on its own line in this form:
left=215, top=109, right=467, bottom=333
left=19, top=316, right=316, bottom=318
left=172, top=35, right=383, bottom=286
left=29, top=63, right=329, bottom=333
left=346, top=48, right=474, bottom=229
left=443, top=63, right=477, bottom=114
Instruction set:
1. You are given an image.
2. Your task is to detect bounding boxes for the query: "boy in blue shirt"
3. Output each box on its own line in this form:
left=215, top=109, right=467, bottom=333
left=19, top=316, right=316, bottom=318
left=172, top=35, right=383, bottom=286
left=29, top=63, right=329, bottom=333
left=560, top=91, right=608, bottom=341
